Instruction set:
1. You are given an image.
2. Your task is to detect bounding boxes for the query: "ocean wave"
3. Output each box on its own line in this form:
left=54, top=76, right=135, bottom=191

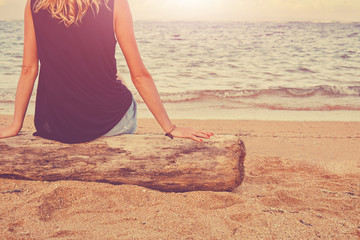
left=1, top=85, right=358, bottom=106
left=348, top=32, right=359, bottom=37
left=286, top=67, right=317, bottom=73
left=146, top=85, right=360, bottom=103
left=249, top=103, right=360, bottom=111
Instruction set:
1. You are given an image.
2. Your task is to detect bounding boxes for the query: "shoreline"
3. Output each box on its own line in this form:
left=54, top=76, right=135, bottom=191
left=1, top=114, right=359, bottom=239
left=2, top=113, right=360, bottom=131
left=2, top=100, right=360, bottom=122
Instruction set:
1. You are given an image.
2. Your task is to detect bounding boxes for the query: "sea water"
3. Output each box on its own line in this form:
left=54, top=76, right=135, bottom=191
left=1, top=20, right=360, bottom=120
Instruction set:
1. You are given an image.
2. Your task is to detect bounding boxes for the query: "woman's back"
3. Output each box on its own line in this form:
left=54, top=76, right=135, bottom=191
left=31, top=0, right=132, bottom=143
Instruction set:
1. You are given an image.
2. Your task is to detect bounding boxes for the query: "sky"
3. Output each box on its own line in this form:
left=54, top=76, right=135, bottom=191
left=0, top=0, right=359, bottom=22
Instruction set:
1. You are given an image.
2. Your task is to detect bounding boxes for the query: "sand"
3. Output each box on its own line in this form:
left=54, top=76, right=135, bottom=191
left=0, top=115, right=359, bottom=239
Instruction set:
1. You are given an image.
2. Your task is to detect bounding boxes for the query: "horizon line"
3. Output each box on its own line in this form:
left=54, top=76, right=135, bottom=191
left=1, top=18, right=360, bottom=24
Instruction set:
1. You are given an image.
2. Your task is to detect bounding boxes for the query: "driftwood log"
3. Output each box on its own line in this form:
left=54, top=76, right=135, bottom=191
left=0, top=134, right=246, bottom=192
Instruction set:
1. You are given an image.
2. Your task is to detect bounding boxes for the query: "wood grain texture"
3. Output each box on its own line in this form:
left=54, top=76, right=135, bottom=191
left=0, top=134, right=246, bottom=192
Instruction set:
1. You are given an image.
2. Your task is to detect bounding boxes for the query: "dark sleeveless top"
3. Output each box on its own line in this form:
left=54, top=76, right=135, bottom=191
left=31, top=0, right=132, bottom=143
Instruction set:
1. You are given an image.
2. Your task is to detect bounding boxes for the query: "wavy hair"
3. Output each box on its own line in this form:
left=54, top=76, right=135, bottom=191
left=33, top=0, right=109, bottom=27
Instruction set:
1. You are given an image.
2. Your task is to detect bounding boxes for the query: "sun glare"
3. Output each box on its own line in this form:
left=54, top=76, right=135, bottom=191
left=172, top=0, right=208, bottom=9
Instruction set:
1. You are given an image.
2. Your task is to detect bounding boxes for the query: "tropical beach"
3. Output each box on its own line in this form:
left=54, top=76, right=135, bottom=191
left=1, top=0, right=360, bottom=239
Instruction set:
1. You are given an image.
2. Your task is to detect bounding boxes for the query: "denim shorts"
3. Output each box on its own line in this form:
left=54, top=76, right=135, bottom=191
left=103, top=98, right=137, bottom=137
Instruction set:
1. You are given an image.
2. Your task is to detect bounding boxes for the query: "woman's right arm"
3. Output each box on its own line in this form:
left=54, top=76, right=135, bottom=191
left=0, top=0, right=38, bottom=139
left=113, top=0, right=212, bottom=142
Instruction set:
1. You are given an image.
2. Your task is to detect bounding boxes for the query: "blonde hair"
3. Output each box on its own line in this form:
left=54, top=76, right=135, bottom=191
left=33, top=0, right=109, bottom=27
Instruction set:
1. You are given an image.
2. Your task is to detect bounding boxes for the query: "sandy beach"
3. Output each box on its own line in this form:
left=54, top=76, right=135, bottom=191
left=0, top=115, right=359, bottom=239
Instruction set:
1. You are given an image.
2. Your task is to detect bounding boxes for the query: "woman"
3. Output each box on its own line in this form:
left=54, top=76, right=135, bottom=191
left=0, top=0, right=212, bottom=143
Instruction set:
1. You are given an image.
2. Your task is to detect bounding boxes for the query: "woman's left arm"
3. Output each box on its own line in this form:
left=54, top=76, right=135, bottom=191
left=0, top=0, right=38, bottom=139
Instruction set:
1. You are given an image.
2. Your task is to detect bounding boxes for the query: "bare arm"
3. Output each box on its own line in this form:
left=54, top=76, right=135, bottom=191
left=0, top=0, right=38, bottom=139
left=113, top=0, right=212, bottom=141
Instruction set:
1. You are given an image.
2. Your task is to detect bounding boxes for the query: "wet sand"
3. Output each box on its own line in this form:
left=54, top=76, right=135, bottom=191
left=0, top=115, right=359, bottom=239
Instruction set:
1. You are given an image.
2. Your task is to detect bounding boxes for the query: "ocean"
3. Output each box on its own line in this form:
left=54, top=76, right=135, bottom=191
left=1, top=20, right=360, bottom=121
